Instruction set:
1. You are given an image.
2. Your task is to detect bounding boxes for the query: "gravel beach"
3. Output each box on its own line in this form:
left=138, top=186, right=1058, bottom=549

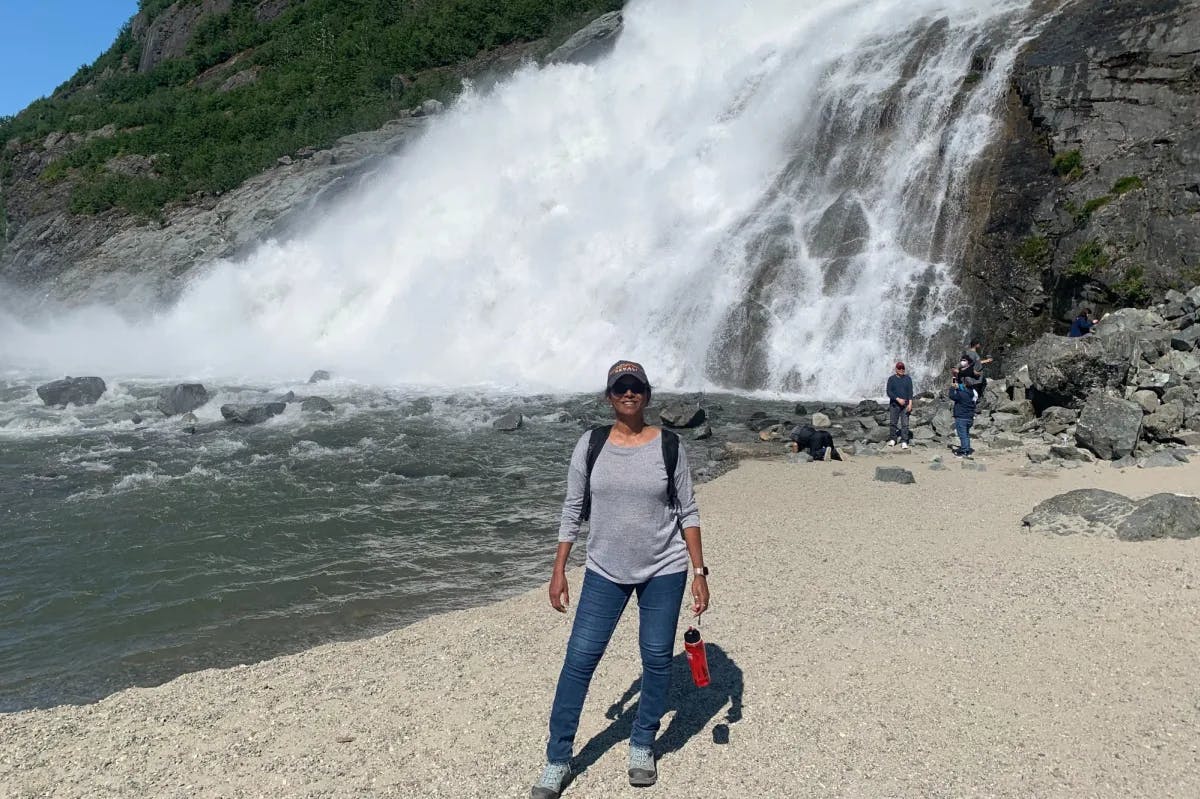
left=3, top=450, right=1199, bottom=799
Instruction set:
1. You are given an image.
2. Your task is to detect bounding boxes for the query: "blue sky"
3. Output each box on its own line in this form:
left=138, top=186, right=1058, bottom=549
left=0, top=0, right=140, bottom=117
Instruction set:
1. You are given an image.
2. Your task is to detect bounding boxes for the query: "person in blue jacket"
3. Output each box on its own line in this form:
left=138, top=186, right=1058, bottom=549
left=948, top=371, right=976, bottom=457
left=1068, top=308, right=1097, bottom=337
left=885, top=361, right=913, bottom=448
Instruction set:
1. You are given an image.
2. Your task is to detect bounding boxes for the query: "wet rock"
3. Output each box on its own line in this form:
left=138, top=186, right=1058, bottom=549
left=308, top=370, right=331, bottom=384
left=220, top=402, right=286, bottom=424
left=1075, top=395, right=1142, bottom=459
left=660, top=403, right=706, bottom=428
left=692, top=424, right=712, bottom=441
left=301, top=396, right=334, bottom=413
left=545, top=10, right=623, bottom=65
left=874, top=466, right=915, bottom=485
left=492, top=412, right=523, bottom=432
left=36, top=376, right=106, bottom=407
left=157, top=383, right=209, bottom=416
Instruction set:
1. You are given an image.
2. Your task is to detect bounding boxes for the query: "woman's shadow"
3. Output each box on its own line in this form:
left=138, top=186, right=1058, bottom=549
left=572, top=643, right=744, bottom=773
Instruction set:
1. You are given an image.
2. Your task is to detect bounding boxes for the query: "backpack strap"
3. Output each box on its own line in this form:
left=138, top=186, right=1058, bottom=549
left=579, top=425, right=612, bottom=523
left=661, top=429, right=680, bottom=511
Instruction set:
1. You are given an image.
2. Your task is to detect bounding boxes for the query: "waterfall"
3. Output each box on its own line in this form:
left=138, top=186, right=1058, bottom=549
left=0, top=0, right=1037, bottom=397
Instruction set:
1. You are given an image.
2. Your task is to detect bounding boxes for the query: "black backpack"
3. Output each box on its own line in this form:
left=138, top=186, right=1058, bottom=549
left=578, top=425, right=680, bottom=523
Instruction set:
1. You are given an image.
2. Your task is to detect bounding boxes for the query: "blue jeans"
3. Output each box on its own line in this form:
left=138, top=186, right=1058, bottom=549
left=954, top=417, right=973, bottom=453
left=546, top=568, right=687, bottom=763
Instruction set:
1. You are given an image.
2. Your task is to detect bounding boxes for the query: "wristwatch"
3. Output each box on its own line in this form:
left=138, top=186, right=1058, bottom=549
left=693, top=566, right=709, bottom=577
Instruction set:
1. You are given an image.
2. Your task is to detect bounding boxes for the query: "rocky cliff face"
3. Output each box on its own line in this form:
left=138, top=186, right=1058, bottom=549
left=963, top=0, right=1200, bottom=348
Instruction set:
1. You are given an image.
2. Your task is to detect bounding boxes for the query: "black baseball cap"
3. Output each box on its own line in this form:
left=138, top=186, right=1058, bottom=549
left=606, top=360, right=650, bottom=390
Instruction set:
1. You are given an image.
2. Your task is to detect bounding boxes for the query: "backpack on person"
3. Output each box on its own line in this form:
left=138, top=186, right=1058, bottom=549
left=578, top=426, right=680, bottom=523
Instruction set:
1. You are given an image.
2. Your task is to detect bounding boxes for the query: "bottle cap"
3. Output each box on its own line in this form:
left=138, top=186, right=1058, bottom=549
left=684, top=627, right=701, bottom=644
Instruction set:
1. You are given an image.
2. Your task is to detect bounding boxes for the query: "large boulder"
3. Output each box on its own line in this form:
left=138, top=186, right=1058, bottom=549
left=1093, top=308, right=1165, bottom=335
left=1039, top=405, right=1079, bottom=435
left=1022, top=489, right=1137, bottom=536
left=1075, top=395, right=1142, bottom=459
left=157, top=383, right=209, bottom=416
left=1116, top=493, right=1200, bottom=541
left=660, top=403, right=706, bottom=428
left=1012, top=332, right=1137, bottom=411
left=220, top=402, right=286, bottom=424
left=36, top=376, right=106, bottom=407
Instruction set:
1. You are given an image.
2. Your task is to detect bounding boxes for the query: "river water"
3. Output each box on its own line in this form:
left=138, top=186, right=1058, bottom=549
left=0, top=375, right=796, bottom=711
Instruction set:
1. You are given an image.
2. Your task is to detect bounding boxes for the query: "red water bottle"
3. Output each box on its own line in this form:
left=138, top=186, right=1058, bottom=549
left=683, top=627, right=710, bottom=688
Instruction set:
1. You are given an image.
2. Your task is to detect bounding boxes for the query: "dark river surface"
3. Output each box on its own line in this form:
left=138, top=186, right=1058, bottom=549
left=1, top=375, right=800, bottom=712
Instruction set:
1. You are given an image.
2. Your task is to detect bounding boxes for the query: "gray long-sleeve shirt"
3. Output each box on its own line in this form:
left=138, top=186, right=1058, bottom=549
left=557, top=430, right=701, bottom=584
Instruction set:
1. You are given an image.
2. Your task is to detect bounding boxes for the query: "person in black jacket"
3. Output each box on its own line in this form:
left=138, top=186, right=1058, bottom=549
left=948, top=372, right=976, bottom=457
left=885, top=361, right=913, bottom=448
left=788, top=424, right=842, bottom=461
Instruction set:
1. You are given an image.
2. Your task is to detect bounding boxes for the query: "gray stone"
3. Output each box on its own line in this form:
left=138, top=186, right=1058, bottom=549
left=692, top=424, right=712, bottom=441
left=962, top=461, right=987, bottom=471
left=1116, top=493, right=1200, bottom=541
left=416, top=99, right=444, bottom=117
left=1039, top=405, right=1079, bottom=436
left=1161, top=385, right=1194, bottom=407
left=874, top=466, right=915, bottom=485
left=1144, top=401, right=1185, bottom=440
left=221, top=402, right=286, bottom=424
left=660, top=403, right=706, bottom=428
left=545, top=11, right=623, bottom=65
left=991, top=436, right=1024, bottom=450
left=1022, top=489, right=1137, bottom=537
left=866, top=425, right=892, bottom=444
left=301, top=396, right=334, bottom=413
left=1049, top=445, right=1093, bottom=462
left=1139, top=451, right=1183, bottom=469
left=910, top=426, right=936, bottom=441
left=1132, top=389, right=1161, bottom=413
left=1011, top=332, right=1137, bottom=410
left=36, top=376, right=106, bottom=407
left=308, top=370, right=331, bottom=384
left=810, top=412, right=832, bottom=429
left=930, top=407, right=955, bottom=437
left=1027, top=450, right=1052, bottom=464
left=1075, top=395, right=1143, bottom=459
left=492, top=412, right=523, bottom=432
left=157, top=383, right=209, bottom=416
left=1171, top=325, right=1200, bottom=352
left=1155, top=350, right=1200, bottom=378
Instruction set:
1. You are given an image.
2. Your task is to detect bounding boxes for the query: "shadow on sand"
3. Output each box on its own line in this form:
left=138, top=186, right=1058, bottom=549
left=573, top=643, right=744, bottom=773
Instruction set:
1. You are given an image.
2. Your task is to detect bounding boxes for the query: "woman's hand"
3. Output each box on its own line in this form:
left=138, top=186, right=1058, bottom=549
left=549, top=568, right=570, bottom=613
left=690, top=575, right=709, bottom=618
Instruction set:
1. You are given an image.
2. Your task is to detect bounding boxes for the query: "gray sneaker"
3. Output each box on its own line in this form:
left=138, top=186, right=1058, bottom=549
left=531, top=762, right=573, bottom=799
left=628, top=745, right=657, bottom=787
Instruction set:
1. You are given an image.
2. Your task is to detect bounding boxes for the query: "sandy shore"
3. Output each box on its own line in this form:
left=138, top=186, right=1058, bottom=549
left=3, top=449, right=1199, bottom=798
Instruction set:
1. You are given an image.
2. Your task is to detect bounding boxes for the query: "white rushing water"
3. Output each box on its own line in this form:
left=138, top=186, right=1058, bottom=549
left=0, top=0, right=1037, bottom=398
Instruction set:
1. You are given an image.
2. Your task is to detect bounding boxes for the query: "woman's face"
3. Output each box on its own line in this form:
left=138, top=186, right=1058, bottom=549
left=607, top=377, right=649, bottom=419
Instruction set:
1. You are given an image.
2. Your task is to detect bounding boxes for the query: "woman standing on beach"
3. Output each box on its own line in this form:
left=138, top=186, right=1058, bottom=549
left=532, top=360, right=709, bottom=799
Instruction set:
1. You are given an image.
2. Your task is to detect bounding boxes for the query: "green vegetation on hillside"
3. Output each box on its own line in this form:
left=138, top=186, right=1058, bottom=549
left=0, top=0, right=621, bottom=219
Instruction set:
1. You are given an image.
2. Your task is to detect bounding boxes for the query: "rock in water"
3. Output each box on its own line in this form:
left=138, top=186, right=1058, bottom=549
left=301, top=396, right=334, bottom=413
left=308, top=370, right=331, bottom=384
left=874, top=466, right=915, bottom=484
left=492, top=412, right=523, bottom=431
left=157, top=383, right=210, bottom=416
left=220, top=403, right=286, bottom=424
left=692, top=424, right=712, bottom=440
left=36, top=376, right=106, bottom=407
left=1074, top=395, right=1142, bottom=460
left=660, top=403, right=706, bottom=428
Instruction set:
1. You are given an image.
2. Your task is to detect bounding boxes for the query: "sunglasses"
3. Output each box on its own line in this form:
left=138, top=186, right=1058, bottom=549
left=609, top=379, right=648, bottom=396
